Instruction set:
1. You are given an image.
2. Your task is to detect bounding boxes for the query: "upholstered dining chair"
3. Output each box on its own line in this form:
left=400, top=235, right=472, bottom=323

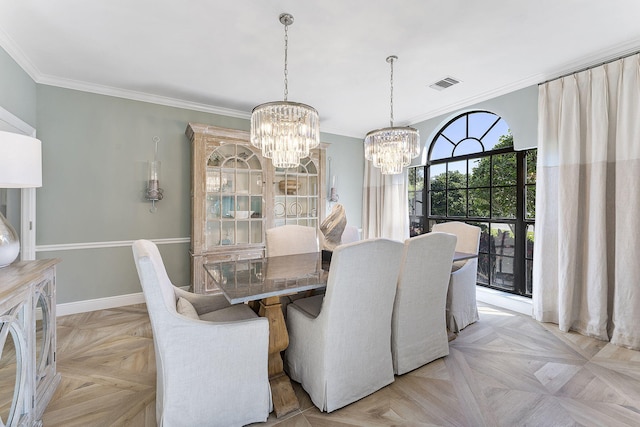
left=266, top=224, right=320, bottom=308
left=265, top=224, right=319, bottom=257
left=132, top=239, right=271, bottom=427
left=340, top=225, right=360, bottom=244
left=285, top=239, right=404, bottom=412
left=431, top=221, right=482, bottom=332
left=391, top=232, right=457, bottom=375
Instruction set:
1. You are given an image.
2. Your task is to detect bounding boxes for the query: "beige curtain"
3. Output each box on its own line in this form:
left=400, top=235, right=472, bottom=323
left=533, top=53, right=640, bottom=350
left=362, top=161, right=409, bottom=241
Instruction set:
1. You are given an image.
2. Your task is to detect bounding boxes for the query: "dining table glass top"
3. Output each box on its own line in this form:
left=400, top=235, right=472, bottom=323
left=204, top=252, right=329, bottom=304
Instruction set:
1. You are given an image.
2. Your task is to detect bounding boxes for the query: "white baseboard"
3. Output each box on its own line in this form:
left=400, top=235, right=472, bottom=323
left=56, top=293, right=146, bottom=317
left=56, top=286, right=191, bottom=317
left=476, top=286, right=532, bottom=316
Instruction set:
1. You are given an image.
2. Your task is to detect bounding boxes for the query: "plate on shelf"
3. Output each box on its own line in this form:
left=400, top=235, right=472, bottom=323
left=274, top=202, right=285, bottom=217
left=288, top=202, right=302, bottom=216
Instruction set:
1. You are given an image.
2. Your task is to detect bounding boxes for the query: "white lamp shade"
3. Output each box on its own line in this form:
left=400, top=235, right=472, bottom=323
left=0, top=130, right=42, bottom=188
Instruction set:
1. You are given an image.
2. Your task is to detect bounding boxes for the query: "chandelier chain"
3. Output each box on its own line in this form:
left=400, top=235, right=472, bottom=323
left=389, top=56, right=395, bottom=127
left=283, top=21, right=289, bottom=101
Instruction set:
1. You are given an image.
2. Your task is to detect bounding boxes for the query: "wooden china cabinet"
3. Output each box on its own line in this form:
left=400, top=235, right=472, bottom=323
left=185, top=123, right=326, bottom=293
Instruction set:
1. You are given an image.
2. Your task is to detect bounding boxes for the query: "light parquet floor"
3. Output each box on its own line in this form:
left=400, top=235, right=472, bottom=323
left=40, top=303, right=640, bottom=427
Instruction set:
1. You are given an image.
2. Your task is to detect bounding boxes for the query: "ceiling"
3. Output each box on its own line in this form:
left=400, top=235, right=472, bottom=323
left=2, top=0, right=640, bottom=138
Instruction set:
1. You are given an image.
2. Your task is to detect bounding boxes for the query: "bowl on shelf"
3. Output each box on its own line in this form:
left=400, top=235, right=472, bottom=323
left=278, top=179, right=301, bottom=195
left=230, top=210, right=255, bottom=219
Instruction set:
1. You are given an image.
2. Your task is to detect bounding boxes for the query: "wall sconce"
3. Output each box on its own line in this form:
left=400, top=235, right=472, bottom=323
left=145, top=136, right=164, bottom=213
left=327, top=157, right=339, bottom=202
left=329, top=175, right=339, bottom=202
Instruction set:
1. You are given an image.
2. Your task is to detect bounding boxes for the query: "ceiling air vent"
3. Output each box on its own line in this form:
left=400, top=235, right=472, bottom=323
left=429, top=76, right=461, bottom=91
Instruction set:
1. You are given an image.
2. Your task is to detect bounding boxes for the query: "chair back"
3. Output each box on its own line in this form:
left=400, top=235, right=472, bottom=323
left=132, top=239, right=271, bottom=426
left=266, top=224, right=319, bottom=257
left=341, top=225, right=360, bottom=244
left=432, top=221, right=480, bottom=255
left=317, top=239, right=403, bottom=393
left=392, top=232, right=457, bottom=374
left=132, top=239, right=178, bottom=327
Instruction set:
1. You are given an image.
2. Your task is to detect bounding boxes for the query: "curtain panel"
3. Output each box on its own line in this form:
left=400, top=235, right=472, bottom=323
left=362, top=161, right=409, bottom=242
left=533, top=53, right=640, bottom=350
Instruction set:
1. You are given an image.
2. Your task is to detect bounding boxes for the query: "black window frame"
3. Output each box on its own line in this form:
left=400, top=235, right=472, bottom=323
left=409, top=111, right=536, bottom=298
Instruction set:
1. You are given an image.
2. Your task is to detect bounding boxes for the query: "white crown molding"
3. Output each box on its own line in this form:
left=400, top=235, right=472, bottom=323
left=36, top=237, right=190, bottom=252
left=37, top=75, right=251, bottom=120
left=0, top=26, right=43, bottom=82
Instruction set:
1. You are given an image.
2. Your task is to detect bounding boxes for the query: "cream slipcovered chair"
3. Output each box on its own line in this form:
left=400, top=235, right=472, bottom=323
left=266, top=224, right=320, bottom=308
left=265, top=224, right=319, bottom=257
left=391, top=232, right=457, bottom=375
left=285, top=239, right=404, bottom=412
left=431, top=221, right=481, bottom=332
left=340, top=225, right=360, bottom=244
left=132, top=240, right=271, bottom=427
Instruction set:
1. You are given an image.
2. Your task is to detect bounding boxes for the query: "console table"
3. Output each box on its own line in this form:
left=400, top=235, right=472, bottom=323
left=0, top=259, right=60, bottom=426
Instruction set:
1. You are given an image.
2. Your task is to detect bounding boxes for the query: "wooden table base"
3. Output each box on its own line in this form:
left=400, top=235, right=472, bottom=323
left=259, top=297, right=300, bottom=418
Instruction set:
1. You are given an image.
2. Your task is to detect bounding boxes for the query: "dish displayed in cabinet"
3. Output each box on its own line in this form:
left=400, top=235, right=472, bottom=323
left=288, top=202, right=302, bottom=216
left=274, top=202, right=286, bottom=217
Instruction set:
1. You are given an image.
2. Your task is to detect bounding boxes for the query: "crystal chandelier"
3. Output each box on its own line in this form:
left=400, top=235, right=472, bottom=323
left=251, top=13, right=319, bottom=169
left=364, top=56, right=420, bottom=175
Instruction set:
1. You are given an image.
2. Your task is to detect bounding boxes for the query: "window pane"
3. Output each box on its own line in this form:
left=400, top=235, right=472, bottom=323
left=430, top=191, right=446, bottom=216
left=453, top=138, right=483, bottom=157
left=448, top=189, right=466, bottom=217
left=482, top=121, right=511, bottom=150
left=477, top=253, right=491, bottom=285
left=410, top=218, right=424, bottom=237
left=468, top=112, right=499, bottom=139
left=408, top=193, right=416, bottom=215
left=492, top=186, right=516, bottom=218
left=526, top=224, right=535, bottom=259
left=493, top=255, right=515, bottom=291
left=415, top=168, right=424, bottom=191
left=408, top=167, right=416, bottom=187
left=415, top=190, right=423, bottom=213
left=429, top=164, right=447, bottom=190
left=526, top=149, right=537, bottom=184
left=494, top=226, right=515, bottom=257
left=526, top=259, right=533, bottom=296
left=468, top=188, right=490, bottom=217
left=492, top=153, right=517, bottom=185
left=526, top=185, right=536, bottom=219
left=448, top=161, right=466, bottom=189
left=430, top=135, right=454, bottom=160
left=442, top=115, right=466, bottom=142
left=469, top=157, right=490, bottom=187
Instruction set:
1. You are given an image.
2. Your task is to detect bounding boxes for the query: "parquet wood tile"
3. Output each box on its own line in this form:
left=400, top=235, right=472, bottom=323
left=34, top=302, right=640, bottom=426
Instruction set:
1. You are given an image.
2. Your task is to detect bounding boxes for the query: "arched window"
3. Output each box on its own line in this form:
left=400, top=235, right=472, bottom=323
left=408, top=111, right=536, bottom=297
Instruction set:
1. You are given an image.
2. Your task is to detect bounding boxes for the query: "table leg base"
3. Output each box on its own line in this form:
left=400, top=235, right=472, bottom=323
left=270, top=374, right=300, bottom=418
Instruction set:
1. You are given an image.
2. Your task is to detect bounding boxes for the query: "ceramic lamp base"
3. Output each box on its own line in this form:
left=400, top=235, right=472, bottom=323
left=0, top=212, right=20, bottom=267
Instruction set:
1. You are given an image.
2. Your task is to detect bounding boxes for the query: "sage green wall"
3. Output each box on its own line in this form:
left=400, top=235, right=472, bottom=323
left=0, top=47, right=37, bottom=127
left=34, top=85, right=362, bottom=304
left=324, top=133, right=364, bottom=227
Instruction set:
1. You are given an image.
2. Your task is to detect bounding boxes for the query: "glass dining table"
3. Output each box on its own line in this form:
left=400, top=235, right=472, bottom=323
left=203, top=249, right=475, bottom=417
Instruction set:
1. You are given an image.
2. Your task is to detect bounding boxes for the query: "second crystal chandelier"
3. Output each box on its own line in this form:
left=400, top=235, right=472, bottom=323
left=364, top=55, right=420, bottom=175
left=250, top=13, right=320, bottom=169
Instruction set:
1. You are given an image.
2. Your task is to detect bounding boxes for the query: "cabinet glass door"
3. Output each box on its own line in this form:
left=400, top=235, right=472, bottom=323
left=205, top=145, right=264, bottom=250
left=274, top=157, right=319, bottom=228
